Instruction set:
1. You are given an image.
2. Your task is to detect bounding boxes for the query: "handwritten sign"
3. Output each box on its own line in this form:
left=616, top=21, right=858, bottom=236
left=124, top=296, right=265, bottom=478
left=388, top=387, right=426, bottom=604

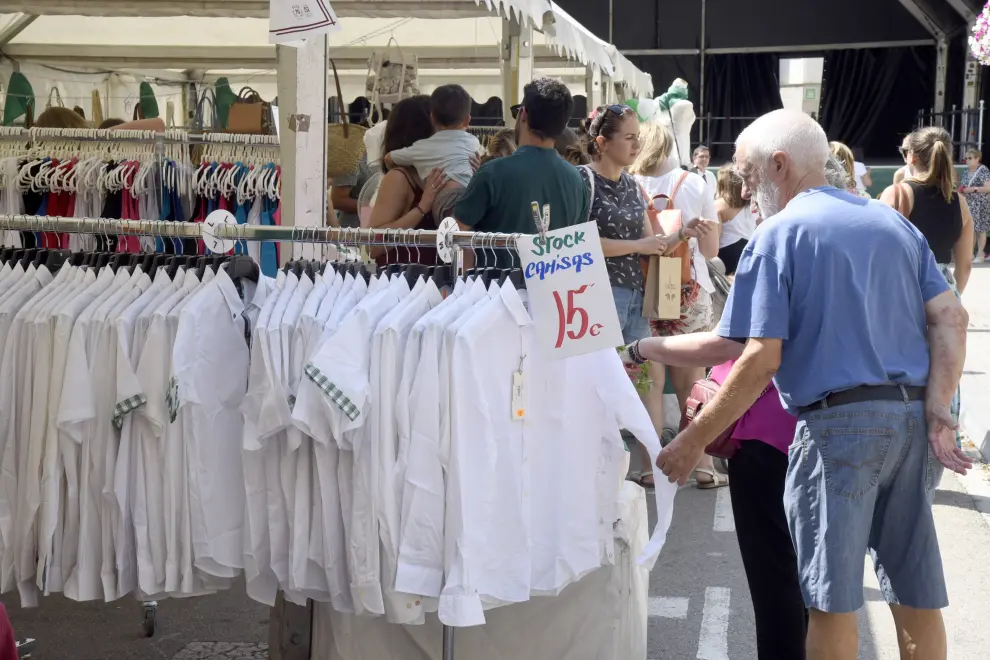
left=518, top=221, right=623, bottom=359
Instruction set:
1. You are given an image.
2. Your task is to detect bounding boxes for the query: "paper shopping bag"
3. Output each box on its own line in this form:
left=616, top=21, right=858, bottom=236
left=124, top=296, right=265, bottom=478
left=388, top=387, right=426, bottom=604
left=643, top=255, right=682, bottom=320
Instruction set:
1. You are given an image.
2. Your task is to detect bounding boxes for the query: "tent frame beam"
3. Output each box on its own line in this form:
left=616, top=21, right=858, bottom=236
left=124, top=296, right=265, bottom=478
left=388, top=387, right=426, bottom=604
left=0, top=43, right=581, bottom=72
left=0, top=14, right=37, bottom=48
left=622, top=39, right=935, bottom=57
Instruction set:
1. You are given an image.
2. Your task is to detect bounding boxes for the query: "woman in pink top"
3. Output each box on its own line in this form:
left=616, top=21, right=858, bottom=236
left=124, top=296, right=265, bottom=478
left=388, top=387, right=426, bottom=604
left=627, top=333, right=806, bottom=660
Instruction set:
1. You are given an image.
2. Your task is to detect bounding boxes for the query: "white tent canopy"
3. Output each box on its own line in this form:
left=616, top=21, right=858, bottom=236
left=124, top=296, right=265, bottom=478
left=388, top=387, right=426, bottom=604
left=0, top=0, right=651, bottom=123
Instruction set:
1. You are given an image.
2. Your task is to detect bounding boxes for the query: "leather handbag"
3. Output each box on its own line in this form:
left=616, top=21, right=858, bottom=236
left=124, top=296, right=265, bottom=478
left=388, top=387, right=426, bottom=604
left=681, top=378, right=739, bottom=459
left=227, top=86, right=273, bottom=135
left=681, top=378, right=772, bottom=459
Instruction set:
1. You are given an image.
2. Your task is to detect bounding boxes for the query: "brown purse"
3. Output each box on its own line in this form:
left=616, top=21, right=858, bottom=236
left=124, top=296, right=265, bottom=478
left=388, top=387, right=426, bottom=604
left=227, top=86, right=273, bottom=135
left=681, top=378, right=772, bottom=459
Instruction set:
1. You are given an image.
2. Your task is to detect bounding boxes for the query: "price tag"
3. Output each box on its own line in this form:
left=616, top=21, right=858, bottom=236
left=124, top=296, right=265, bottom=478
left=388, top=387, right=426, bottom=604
left=202, top=210, right=237, bottom=255
left=268, top=0, right=339, bottom=45
left=511, top=370, right=526, bottom=420
left=518, top=221, right=623, bottom=359
left=436, top=216, right=458, bottom=264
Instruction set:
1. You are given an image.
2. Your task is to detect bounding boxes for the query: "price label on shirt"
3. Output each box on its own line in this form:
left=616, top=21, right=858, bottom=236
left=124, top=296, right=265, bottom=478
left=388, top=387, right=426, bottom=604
left=518, top=221, right=623, bottom=359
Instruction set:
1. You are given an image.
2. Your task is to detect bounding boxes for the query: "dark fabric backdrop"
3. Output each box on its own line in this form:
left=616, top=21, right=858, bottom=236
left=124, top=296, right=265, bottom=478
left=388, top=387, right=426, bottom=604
left=819, top=46, right=934, bottom=159
left=702, top=54, right=784, bottom=161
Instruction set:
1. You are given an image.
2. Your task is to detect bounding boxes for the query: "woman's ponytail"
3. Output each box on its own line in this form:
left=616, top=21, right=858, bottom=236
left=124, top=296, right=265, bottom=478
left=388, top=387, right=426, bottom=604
left=906, top=126, right=957, bottom=202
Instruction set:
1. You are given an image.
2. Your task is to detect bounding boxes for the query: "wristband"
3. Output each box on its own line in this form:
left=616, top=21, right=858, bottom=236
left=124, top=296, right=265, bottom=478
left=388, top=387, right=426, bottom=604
left=628, top=339, right=647, bottom=365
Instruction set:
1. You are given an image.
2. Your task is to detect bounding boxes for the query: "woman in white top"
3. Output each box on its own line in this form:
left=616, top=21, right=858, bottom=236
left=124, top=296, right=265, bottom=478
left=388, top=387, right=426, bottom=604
left=630, top=122, right=725, bottom=489
left=714, top=165, right=756, bottom=275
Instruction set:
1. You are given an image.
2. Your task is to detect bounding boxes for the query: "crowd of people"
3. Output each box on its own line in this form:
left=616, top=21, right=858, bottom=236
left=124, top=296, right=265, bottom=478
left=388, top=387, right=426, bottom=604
left=331, top=75, right=973, bottom=660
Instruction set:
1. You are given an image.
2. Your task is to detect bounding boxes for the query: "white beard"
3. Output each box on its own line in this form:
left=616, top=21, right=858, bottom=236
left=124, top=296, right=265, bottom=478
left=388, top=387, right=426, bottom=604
left=754, top=179, right=783, bottom=219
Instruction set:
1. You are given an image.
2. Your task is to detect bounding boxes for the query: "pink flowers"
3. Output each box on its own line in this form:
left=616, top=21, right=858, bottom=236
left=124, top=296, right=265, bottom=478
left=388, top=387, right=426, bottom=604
left=970, top=4, right=990, bottom=64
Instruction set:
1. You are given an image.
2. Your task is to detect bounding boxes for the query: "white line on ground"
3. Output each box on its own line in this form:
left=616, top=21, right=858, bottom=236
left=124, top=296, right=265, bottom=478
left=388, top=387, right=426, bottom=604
left=648, top=596, right=689, bottom=619
left=713, top=487, right=734, bottom=532
left=697, top=587, right=731, bottom=660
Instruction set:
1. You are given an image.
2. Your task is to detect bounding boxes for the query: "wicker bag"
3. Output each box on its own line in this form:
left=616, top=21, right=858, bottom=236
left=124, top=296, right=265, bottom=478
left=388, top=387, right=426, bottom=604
left=327, top=60, right=367, bottom=179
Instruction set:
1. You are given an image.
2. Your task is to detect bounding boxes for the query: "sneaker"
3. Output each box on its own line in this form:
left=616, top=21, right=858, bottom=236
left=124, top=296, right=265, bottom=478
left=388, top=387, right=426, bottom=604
left=974, top=255, right=985, bottom=264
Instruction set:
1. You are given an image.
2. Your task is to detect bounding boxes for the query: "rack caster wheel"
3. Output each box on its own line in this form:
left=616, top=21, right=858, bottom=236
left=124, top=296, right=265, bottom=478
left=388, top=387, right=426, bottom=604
left=142, top=602, right=158, bottom=638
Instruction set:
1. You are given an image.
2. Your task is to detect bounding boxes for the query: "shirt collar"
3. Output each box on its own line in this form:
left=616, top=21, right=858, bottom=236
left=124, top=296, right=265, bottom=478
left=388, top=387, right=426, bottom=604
left=499, top=282, right=532, bottom=326
left=215, top=268, right=246, bottom=319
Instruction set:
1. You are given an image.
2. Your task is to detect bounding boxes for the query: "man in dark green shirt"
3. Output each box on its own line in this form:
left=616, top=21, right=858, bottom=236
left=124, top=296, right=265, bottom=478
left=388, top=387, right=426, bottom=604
left=455, top=77, right=590, bottom=267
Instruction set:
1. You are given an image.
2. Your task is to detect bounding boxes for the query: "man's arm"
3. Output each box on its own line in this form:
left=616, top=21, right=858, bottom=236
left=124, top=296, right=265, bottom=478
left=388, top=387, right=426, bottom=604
left=634, top=332, right=743, bottom=368
left=924, top=290, right=972, bottom=474
left=655, top=338, right=780, bottom=485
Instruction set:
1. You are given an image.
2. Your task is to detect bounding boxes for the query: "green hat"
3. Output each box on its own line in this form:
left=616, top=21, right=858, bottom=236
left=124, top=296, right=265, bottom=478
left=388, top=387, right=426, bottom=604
left=139, top=81, right=159, bottom=119
left=214, top=77, right=238, bottom=130
left=3, top=72, right=34, bottom=126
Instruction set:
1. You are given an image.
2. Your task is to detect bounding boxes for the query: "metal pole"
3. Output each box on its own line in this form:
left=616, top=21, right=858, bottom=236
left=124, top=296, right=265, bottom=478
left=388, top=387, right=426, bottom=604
left=951, top=104, right=957, bottom=160
left=442, top=624, right=455, bottom=660
left=980, top=99, right=985, bottom=152
left=699, top=0, right=707, bottom=138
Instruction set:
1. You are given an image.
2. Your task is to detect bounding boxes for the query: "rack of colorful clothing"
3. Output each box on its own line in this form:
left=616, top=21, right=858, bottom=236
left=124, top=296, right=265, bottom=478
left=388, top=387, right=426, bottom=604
left=0, top=214, right=674, bottom=660
left=0, top=128, right=284, bottom=278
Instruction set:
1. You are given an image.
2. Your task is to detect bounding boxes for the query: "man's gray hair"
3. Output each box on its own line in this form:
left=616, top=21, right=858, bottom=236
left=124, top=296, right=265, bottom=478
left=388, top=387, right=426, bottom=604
left=735, top=109, right=829, bottom=173
left=824, top=155, right=849, bottom=189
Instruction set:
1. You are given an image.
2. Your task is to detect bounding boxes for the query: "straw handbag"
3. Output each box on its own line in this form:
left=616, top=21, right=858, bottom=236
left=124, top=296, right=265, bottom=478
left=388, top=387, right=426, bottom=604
left=327, top=60, right=367, bottom=179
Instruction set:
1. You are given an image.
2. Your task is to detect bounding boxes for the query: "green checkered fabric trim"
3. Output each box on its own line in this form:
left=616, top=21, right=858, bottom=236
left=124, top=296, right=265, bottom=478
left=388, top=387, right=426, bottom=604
left=304, top=363, right=359, bottom=421
left=113, top=394, right=148, bottom=430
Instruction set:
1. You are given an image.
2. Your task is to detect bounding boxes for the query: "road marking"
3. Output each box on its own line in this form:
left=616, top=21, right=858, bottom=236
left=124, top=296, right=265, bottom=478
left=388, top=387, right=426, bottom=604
left=713, top=487, right=734, bottom=532
left=648, top=596, right=689, bottom=619
left=697, top=587, right=731, bottom=660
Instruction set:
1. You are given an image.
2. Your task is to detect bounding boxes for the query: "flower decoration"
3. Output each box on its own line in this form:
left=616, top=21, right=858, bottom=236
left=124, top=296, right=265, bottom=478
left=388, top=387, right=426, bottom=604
left=970, top=4, right=990, bottom=65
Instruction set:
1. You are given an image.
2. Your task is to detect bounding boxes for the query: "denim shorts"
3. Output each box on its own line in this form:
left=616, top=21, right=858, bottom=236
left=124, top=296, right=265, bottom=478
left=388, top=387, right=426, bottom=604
left=784, top=398, right=948, bottom=613
left=611, top=285, right=651, bottom=345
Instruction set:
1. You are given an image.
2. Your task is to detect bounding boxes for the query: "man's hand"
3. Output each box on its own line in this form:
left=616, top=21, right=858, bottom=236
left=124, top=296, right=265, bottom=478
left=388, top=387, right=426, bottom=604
left=926, top=404, right=973, bottom=474
left=656, top=427, right=707, bottom=486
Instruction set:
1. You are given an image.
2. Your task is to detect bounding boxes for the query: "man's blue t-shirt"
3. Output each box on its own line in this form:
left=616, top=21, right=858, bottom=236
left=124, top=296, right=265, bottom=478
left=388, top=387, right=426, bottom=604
left=717, top=186, right=950, bottom=413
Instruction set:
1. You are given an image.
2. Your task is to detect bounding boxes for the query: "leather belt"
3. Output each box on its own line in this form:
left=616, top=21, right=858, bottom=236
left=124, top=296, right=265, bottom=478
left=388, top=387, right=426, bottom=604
left=797, top=385, right=925, bottom=415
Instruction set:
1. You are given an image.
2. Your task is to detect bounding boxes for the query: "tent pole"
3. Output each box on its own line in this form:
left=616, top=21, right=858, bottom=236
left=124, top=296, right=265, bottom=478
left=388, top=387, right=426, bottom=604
left=699, top=0, right=707, bottom=144
left=935, top=36, right=948, bottom=115
left=501, top=16, right=534, bottom=125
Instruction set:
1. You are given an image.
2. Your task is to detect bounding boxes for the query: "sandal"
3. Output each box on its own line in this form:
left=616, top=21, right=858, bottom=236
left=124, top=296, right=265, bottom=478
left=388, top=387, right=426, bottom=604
left=694, top=468, right=728, bottom=490
left=638, top=472, right=655, bottom=489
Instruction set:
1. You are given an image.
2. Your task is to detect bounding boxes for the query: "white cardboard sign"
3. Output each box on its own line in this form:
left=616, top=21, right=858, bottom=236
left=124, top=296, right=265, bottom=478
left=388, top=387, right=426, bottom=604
left=269, top=0, right=340, bottom=45
left=518, top=221, right=623, bottom=359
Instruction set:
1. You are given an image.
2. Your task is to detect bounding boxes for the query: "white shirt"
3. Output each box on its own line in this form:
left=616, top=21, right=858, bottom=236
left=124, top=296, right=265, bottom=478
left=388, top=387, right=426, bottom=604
left=173, top=268, right=261, bottom=582
left=718, top=205, right=757, bottom=248
left=388, top=130, right=482, bottom=188
left=295, top=275, right=409, bottom=616
left=854, top=161, right=868, bottom=194
left=634, top=170, right=716, bottom=294
left=373, top=277, right=442, bottom=623
left=394, top=282, right=467, bottom=599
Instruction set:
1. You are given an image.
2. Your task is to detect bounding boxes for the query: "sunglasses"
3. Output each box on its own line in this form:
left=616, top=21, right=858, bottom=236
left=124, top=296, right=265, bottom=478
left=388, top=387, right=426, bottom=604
left=898, top=146, right=909, bottom=158
left=510, top=104, right=522, bottom=120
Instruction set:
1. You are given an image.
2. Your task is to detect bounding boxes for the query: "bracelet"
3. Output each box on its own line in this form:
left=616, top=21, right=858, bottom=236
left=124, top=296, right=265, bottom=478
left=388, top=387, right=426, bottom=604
left=677, top=228, right=685, bottom=241
left=414, top=205, right=427, bottom=216
left=628, top=339, right=647, bottom=365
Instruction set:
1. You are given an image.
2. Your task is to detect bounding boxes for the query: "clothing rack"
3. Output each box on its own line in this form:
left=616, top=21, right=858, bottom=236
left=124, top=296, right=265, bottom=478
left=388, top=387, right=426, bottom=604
left=0, top=214, right=520, bottom=250
left=0, top=212, right=523, bottom=660
left=0, top=127, right=281, bottom=148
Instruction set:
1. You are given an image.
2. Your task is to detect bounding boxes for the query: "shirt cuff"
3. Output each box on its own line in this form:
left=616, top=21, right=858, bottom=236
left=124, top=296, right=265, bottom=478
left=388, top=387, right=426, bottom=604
left=351, top=580, right=385, bottom=616
left=438, top=593, right=487, bottom=627
left=395, top=561, right=443, bottom=598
